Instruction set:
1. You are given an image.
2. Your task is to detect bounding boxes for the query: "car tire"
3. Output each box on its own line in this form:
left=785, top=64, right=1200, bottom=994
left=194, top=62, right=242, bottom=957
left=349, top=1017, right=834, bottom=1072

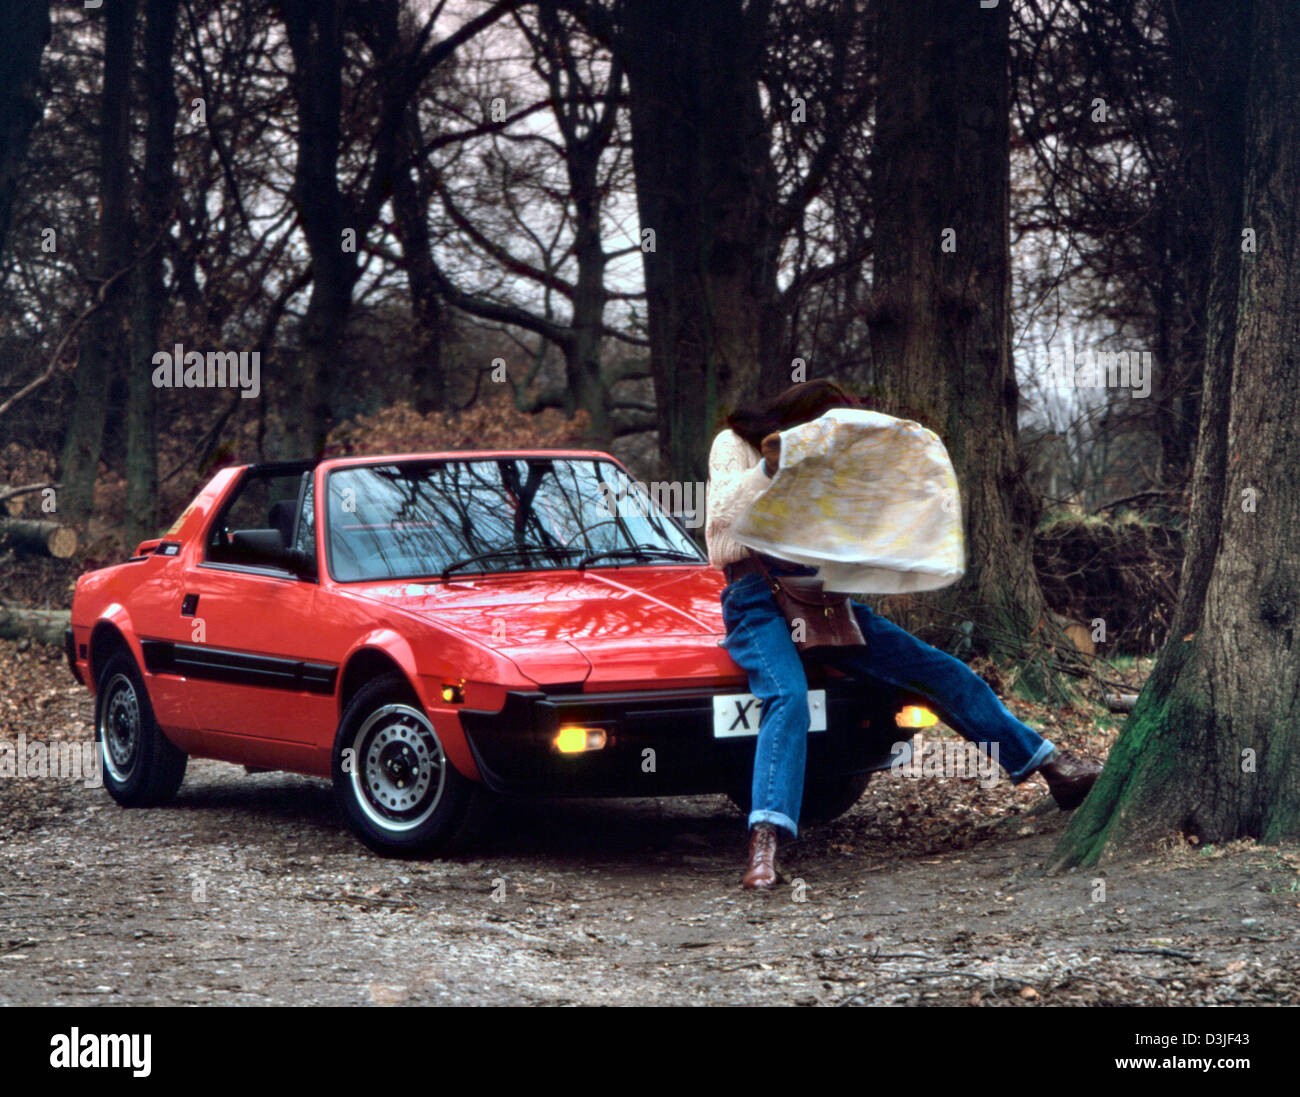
left=96, top=651, right=188, bottom=807
left=332, top=672, right=489, bottom=856
left=728, top=771, right=871, bottom=826
left=800, top=772, right=872, bottom=824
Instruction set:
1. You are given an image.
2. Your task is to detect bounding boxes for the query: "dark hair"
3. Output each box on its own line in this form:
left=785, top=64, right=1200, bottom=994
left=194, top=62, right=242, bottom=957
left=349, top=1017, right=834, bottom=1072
left=724, top=379, right=862, bottom=450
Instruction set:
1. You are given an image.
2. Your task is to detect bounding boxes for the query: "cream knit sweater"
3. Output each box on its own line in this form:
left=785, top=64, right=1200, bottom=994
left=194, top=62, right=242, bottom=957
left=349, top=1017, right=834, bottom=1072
left=705, top=429, right=773, bottom=569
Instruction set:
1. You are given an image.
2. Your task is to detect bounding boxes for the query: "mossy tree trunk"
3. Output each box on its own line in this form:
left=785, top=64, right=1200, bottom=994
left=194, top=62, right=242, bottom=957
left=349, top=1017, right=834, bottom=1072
left=1053, top=0, right=1300, bottom=867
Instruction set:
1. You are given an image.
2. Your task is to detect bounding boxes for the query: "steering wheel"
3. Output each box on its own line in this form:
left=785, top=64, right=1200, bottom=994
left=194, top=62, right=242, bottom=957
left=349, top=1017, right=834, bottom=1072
left=565, top=517, right=623, bottom=550
left=350, top=547, right=428, bottom=576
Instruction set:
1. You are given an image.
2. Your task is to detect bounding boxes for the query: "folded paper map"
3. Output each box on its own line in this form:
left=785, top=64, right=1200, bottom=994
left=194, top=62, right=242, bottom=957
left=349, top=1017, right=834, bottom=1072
left=730, top=408, right=965, bottom=594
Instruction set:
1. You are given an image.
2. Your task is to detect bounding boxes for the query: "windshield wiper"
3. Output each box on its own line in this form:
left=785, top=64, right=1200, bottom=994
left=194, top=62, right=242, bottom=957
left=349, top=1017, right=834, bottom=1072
left=577, top=545, right=699, bottom=569
left=440, top=545, right=580, bottom=579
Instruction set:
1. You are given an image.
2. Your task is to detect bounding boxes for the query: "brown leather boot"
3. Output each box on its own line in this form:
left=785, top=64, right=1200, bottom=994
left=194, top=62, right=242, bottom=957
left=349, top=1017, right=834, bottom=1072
left=742, top=823, right=780, bottom=889
left=1038, top=749, right=1102, bottom=810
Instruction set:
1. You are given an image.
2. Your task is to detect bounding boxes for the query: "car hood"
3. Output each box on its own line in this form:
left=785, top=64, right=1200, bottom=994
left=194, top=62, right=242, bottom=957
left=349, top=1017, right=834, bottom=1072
left=346, top=565, right=738, bottom=686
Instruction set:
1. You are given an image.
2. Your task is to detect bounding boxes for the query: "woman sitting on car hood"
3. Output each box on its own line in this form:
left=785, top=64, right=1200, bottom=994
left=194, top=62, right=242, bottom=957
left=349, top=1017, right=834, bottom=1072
left=706, top=378, right=1102, bottom=890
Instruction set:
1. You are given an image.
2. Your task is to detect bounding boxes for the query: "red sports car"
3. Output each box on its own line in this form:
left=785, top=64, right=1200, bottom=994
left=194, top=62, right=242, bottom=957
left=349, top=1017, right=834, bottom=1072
left=67, top=451, right=920, bottom=854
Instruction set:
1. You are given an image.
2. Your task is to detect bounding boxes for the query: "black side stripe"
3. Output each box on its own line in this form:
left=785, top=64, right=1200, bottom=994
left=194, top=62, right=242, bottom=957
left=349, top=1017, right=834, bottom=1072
left=140, top=639, right=338, bottom=695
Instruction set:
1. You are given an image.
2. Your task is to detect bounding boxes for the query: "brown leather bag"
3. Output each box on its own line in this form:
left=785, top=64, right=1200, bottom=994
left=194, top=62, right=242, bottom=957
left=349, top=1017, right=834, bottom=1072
left=753, top=554, right=866, bottom=653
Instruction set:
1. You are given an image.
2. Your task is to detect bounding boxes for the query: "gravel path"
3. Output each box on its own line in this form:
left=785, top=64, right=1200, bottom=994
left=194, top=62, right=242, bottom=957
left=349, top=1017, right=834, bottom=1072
left=3, top=639, right=1298, bottom=1005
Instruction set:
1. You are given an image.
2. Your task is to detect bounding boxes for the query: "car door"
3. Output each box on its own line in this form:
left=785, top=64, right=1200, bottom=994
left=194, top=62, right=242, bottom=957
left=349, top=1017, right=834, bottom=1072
left=158, top=466, right=339, bottom=761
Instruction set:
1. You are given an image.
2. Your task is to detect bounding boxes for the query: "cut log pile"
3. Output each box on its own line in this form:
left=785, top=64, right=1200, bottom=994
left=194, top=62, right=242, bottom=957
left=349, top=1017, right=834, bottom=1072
left=0, top=517, right=78, bottom=558
left=0, top=483, right=80, bottom=644
left=0, top=605, right=70, bottom=644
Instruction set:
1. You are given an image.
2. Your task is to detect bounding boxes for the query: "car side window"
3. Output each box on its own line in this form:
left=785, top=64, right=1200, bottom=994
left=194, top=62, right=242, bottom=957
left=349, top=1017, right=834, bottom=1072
left=206, top=470, right=309, bottom=567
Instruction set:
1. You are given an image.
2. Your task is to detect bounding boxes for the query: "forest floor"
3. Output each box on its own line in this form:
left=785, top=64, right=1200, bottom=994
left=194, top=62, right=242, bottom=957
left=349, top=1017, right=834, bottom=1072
left=2, top=636, right=1298, bottom=1006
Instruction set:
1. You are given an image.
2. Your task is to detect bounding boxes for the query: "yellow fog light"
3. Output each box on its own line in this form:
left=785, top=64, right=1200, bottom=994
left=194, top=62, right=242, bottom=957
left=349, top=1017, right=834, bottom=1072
left=896, top=704, right=938, bottom=728
left=555, top=726, right=608, bottom=754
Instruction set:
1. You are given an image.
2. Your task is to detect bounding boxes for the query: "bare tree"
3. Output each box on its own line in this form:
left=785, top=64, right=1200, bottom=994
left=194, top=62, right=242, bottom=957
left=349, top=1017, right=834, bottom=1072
left=273, top=0, right=519, bottom=457
left=397, top=2, right=647, bottom=444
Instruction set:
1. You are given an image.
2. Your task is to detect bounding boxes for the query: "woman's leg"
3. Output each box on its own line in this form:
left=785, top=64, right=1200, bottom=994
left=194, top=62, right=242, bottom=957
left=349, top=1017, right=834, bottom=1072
left=720, top=576, right=811, bottom=839
left=817, top=601, right=1056, bottom=782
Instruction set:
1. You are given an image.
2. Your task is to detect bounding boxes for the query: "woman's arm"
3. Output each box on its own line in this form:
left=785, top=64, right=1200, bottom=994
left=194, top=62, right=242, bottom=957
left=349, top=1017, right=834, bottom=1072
left=706, top=430, right=772, bottom=543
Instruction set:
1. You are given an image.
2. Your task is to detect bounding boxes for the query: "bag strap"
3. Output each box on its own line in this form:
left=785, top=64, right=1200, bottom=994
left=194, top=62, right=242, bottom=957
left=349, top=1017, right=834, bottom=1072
left=757, top=552, right=858, bottom=609
left=753, top=552, right=832, bottom=603
left=751, top=551, right=779, bottom=592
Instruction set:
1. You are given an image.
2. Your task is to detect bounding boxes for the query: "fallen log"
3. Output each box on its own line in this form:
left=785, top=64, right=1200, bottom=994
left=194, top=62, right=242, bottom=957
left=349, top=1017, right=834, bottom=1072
left=0, top=606, right=71, bottom=645
left=0, top=481, right=58, bottom=503
left=0, top=517, right=77, bottom=558
left=0, top=482, right=59, bottom=517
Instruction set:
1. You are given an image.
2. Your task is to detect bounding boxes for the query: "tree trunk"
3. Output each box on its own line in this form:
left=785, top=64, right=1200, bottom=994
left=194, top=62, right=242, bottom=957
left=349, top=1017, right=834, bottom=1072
left=276, top=0, right=478, bottom=454
left=0, top=518, right=78, bottom=558
left=1053, top=0, right=1300, bottom=866
left=618, top=0, right=782, bottom=483
left=281, top=270, right=354, bottom=458
left=539, top=5, right=620, bottom=448
left=60, top=0, right=137, bottom=525
left=1159, top=0, right=1251, bottom=649
left=1150, top=187, right=1205, bottom=491
left=568, top=206, right=613, bottom=448
left=550, top=128, right=615, bottom=445
left=867, top=0, right=1067, bottom=690
left=1148, top=0, right=1232, bottom=493
left=0, top=0, right=50, bottom=259
left=125, top=0, right=180, bottom=547
left=275, top=0, right=357, bottom=458
left=391, top=105, right=446, bottom=416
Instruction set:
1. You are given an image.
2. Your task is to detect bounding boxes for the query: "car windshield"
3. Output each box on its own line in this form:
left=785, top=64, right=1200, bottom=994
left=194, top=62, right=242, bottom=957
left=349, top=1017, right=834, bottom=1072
left=325, top=457, right=704, bottom=582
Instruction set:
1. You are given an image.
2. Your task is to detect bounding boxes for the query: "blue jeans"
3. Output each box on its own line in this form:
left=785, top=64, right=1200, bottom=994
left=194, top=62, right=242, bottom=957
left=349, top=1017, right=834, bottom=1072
left=719, top=572, right=1056, bottom=838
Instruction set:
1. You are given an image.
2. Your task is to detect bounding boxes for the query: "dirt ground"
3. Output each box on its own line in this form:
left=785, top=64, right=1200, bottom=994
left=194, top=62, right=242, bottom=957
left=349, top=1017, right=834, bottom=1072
left=2, top=637, right=1298, bottom=1006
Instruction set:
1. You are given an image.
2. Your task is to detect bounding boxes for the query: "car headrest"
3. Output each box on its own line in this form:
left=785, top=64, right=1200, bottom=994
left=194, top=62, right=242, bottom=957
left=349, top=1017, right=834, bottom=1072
left=267, top=499, right=297, bottom=545
left=231, top=528, right=285, bottom=554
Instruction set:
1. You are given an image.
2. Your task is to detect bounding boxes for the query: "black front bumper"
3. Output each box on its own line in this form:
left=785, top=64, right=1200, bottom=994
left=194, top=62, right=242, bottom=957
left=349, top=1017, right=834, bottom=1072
left=458, top=679, right=908, bottom=797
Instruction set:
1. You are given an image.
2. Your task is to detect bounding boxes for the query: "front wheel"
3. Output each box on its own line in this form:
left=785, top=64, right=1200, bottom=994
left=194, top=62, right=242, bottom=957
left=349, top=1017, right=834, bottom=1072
left=332, top=673, right=488, bottom=856
left=800, top=772, right=872, bottom=824
left=96, top=651, right=187, bottom=806
left=728, top=771, right=871, bottom=826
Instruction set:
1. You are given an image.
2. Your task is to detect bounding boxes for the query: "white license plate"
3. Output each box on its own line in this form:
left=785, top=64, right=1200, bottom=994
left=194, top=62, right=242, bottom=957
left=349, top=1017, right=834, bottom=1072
left=712, top=689, right=827, bottom=737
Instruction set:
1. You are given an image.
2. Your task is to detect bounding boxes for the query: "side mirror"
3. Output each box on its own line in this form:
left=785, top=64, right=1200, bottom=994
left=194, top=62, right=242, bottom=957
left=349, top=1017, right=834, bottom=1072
left=280, top=547, right=319, bottom=581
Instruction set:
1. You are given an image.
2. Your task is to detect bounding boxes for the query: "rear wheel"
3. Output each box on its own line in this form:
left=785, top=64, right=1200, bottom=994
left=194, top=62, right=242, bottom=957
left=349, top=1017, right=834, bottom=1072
left=96, top=651, right=187, bottom=806
left=332, top=672, right=490, bottom=856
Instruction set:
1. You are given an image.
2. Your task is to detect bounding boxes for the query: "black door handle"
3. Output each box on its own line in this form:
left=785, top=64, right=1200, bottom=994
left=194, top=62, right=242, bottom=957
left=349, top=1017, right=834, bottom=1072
left=181, top=593, right=199, bottom=616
